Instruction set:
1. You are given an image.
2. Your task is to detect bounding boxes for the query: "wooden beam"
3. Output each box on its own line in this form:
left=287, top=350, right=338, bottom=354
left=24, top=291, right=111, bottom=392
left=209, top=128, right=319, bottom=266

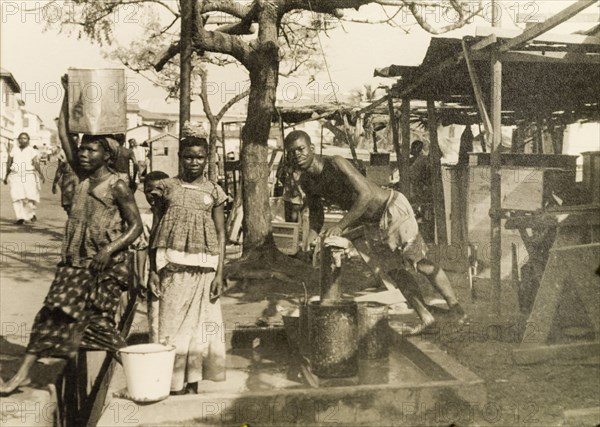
left=388, top=91, right=402, bottom=184
left=427, top=99, right=448, bottom=245
left=514, top=342, right=600, bottom=365
left=498, top=0, right=599, bottom=53
left=490, top=2, right=503, bottom=317
left=357, top=94, right=389, bottom=115
left=476, top=26, right=600, bottom=47
left=282, top=110, right=341, bottom=129
left=461, top=38, right=494, bottom=144
left=471, top=34, right=497, bottom=51
left=513, top=244, right=600, bottom=364
left=498, top=51, right=600, bottom=65
left=471, top=49, right=600, bottom=64
left=376, top=4, right=598, bottom=108
left=342, top=113, right=359, bottom=162
left=399, top=97, right=411, bottom=196
left=505, top=209, right=600, bottom=229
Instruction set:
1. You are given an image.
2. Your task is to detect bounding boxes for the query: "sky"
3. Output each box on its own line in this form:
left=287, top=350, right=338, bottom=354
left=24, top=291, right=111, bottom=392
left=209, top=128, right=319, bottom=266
left=1, top=1, right=597, bottom=128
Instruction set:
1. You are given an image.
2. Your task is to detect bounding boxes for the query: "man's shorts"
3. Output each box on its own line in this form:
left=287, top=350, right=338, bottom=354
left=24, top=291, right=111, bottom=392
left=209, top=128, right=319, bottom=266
left=364, top=190, right=427, bottom=270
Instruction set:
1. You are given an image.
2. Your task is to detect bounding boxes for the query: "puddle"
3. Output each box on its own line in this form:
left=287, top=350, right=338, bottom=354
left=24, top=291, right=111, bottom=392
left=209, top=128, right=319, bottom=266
left=194, top=337, right=433, bottom=395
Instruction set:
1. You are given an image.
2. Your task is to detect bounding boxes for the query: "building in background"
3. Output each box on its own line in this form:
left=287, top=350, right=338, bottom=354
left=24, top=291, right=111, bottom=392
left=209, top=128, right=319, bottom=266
left=1, top=68, right=21, bottom=147
left=1, top=68, right=54, bottom=176
left=21, top=111, right=52, bottom=152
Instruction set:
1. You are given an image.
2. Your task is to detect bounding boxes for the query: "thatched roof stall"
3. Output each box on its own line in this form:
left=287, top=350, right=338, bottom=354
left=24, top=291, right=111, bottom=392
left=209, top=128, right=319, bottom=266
left=363, top=3, right=600, bottom=315
left=375, top=34, right=600, bottom=126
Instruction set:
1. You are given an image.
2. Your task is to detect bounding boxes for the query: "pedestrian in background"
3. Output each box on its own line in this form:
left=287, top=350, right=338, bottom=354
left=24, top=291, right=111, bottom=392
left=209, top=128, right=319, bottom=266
left=52, top=139, right=80, bottom=215
left=3, top=132, right=45, bottom=225
left=113, top=135, right=138, bottom=191
left=130, top=138, right=148, bottom=183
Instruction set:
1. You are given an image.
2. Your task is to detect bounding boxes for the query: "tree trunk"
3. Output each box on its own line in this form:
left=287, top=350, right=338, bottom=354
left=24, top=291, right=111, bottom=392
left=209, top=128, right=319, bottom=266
left=208, top=119, right=219, bottom=182
left=179, top=0, right=193, bottom=143
left=240, top=40, right=279, bottom=253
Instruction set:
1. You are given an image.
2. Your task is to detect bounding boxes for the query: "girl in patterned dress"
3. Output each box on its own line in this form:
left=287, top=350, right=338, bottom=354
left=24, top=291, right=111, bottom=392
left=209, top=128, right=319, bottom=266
left=0, top=76, right=142, bottom=395
left=150, top=136, right=227, bottom=394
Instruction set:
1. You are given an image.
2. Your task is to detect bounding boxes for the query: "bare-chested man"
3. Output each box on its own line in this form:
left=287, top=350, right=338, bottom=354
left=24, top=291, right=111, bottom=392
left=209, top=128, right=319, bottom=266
left=285, top=130, right=467, bottom=334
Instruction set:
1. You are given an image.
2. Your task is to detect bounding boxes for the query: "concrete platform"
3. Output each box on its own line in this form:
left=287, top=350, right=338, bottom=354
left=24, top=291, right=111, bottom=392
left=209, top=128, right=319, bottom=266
left=97, top=324, right=486, bottom=426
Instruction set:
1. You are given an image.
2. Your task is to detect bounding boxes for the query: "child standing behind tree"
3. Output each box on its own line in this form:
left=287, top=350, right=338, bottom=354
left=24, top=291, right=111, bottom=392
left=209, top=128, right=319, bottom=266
left=52, top=143, right=80, bottom=215
left=150, top=136, right=227, bottom=395
left=0, top=76, right=142, bottom=394
left=132, top=170, right=170, bottom=343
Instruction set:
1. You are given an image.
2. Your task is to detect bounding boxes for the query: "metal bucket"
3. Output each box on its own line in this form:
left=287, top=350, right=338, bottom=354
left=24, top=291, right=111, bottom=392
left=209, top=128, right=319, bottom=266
left=298, top=304, right=310, bottom=359
left=308, top=300, right=358, bottom=378
left=357, top=302, right=390, bottom=360
left=67, top=68, right=127, bottom=135
left=298, top=296, right=319, bottom=360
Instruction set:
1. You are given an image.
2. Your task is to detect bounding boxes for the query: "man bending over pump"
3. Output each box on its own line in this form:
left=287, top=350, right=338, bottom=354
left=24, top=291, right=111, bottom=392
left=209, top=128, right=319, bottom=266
left=284, top=130, right=467, bottom=334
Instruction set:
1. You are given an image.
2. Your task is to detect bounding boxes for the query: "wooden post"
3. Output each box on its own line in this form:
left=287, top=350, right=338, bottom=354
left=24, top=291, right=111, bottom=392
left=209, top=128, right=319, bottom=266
left=179, top=0, right=193, bottom=143
left=372, top=128, right=378, bottom=153
left=427, top=99, right=448, bottom=245
left=400, top=97, right=411, bottom=197
left=388, top=93, right=402, bottom=190
left=222, top=122, right=228, bottom=194
left=461, top=38, right=493, bottom=145
left=551, top=124, right=565, bottom=154
left=320, top=124, right=324, bottom=156
left=535, top=118, right=544, bottom=154
left=511, top=128, right=519, bottom=153
left=341, top=113, right=358, bottom=162
left=490, top=3, right=503, bottom=315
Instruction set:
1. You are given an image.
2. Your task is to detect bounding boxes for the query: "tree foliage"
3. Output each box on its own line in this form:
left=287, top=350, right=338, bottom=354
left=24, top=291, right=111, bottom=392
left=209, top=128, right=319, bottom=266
left=48, top=0, right=481, bottom=257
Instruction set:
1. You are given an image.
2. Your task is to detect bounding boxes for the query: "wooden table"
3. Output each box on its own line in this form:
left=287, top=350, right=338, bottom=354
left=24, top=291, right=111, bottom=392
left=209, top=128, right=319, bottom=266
left=505, top=204, right=600, bottom=364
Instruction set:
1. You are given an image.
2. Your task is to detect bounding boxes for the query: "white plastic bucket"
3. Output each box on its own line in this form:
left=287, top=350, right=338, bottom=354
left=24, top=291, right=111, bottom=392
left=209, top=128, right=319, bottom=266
left=119, top=343, right=176, bottom=402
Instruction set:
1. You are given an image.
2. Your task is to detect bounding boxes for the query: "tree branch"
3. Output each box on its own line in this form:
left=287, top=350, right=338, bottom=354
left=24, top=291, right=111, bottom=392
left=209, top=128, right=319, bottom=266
left=281, top=0, right=372, bottom=16
left=214, top=21, right=257, bottom=35
left=216, top=89, right=250, bottom=122
left=404, top=0, right=482, bottom=34
left=193, top=28, right=252, bottom=68
left=152, top=15, right=180, bottom=38
left=154, top=41, right=180, bottom=71
left=201, top=0, right=255, bottom=19
left=197, top=64, right=215, bottom=122
left=153, top=17, right=254, bottom=71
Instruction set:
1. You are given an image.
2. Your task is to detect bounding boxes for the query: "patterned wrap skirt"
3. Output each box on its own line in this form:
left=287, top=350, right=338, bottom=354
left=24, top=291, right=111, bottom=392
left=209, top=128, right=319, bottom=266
left=26, top=257, right=129, bottom=359
left=158, top=263, right=226, bottom=391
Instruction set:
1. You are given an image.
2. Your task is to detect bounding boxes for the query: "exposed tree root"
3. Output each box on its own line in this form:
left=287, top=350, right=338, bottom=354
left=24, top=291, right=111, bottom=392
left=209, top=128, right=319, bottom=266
left=225, top=242, right=314, bottom=285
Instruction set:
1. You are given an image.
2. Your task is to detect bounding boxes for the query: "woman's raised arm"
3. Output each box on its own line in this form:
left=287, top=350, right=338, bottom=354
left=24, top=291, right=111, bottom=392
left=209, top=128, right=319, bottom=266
left=58, top=75, right=80, bottom=175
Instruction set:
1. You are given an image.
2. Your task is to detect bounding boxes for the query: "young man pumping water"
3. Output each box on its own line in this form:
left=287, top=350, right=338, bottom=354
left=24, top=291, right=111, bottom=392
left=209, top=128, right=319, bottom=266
left=285, top=130, right=467, bottom=334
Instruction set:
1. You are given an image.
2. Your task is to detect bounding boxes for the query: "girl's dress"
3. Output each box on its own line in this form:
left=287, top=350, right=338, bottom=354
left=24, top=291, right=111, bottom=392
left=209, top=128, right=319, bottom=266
left=27, top=173, right=130, bottom=358
left=152, top=177, right=228, bottom=391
